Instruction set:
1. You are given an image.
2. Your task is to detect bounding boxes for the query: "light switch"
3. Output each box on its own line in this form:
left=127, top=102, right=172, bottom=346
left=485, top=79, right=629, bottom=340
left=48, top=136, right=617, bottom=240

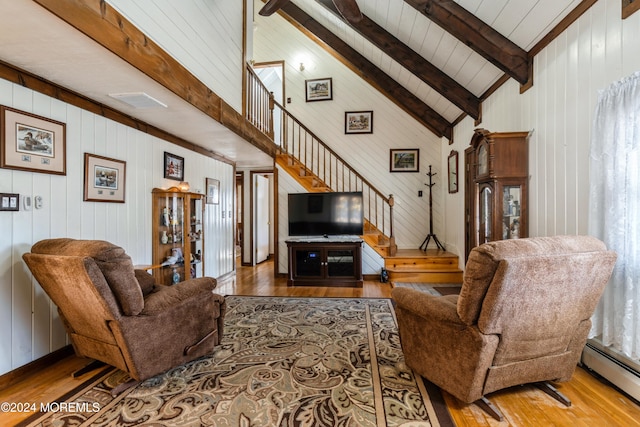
left=0, top=193, right=19, bottom=211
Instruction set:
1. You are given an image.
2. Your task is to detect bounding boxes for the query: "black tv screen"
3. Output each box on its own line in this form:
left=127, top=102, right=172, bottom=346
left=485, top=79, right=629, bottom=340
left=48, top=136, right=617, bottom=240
left=288, top=192, right=364, bottom=236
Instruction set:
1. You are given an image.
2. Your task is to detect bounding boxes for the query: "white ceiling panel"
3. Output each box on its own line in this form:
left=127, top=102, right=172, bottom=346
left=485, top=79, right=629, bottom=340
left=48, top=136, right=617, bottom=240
left=284, top=0, right=590, bottom=131
left=0, top=0, right=595, bottom=156
left=510, top=0, right=583, bottom=49
left=0, top=0, right=273, bottom=168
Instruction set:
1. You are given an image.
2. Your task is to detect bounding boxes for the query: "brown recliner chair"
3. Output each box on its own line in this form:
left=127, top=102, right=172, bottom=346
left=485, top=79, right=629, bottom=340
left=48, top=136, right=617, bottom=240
left=22, top=238, right=226, bottom=391
left=392, top=235, right=616, bottom=420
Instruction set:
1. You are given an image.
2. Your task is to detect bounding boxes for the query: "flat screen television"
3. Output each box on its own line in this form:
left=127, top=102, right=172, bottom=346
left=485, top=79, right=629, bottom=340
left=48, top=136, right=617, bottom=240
left=288, top=192, right=364, bottom=236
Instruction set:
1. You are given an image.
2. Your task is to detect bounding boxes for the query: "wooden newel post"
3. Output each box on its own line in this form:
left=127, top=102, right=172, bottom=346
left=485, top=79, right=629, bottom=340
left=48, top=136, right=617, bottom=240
left=388, top=194, right=395, bottom=237
left=388, top=194, right=397, bottom=256
left=268, top=91, right=275, bottom=140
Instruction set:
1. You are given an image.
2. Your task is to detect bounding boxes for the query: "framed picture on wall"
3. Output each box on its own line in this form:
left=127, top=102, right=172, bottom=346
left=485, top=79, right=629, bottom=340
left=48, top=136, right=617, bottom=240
left=83, top=153, right=127, bottom=203
left=0, top=106, right=66, bottom=175
left=206, top=177, right=220, bottom=204
left=164, top=151, right=184, bottom=181
left=305, top=77, right=333, bottom=102
left=345, top=111, right=373, bottom=134
left=448, top=150, right=459, bottom=193
left=390, top=149, right=419, bottom=172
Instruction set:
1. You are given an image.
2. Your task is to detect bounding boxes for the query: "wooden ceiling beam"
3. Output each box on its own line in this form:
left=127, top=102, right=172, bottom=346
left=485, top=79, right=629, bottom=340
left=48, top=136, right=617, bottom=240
left=405, top=0, right=532, bottom=86
left=317, top=0, right=480, bottom=120
left=277, top=1, right=452, bottom=139
left=0, top=60, right=235, bottom=164
left=33, top=0, right=278, bottom=158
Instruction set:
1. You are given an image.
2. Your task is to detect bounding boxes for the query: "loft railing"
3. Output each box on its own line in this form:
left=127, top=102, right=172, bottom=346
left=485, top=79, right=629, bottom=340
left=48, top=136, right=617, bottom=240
left=246, top=64, right=274, bottom=139
left=245, top=65, right=395, bottom=245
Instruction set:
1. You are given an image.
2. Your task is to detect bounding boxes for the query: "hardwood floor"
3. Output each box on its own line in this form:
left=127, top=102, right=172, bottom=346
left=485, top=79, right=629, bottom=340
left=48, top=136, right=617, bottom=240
left=2, top=258, right=640, bottom=426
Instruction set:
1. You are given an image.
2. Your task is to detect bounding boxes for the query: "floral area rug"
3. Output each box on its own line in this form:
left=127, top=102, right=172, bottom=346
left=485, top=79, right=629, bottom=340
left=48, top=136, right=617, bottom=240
left=20, top=296, right=453, bottom=426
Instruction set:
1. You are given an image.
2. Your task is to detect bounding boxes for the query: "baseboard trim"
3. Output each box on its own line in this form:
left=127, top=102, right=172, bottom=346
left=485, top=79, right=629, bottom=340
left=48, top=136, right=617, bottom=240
left=582, top=342, right=640, bottom=403
left=215, top=270, right=236, bottom=284
left=0, top=345, right=74, bottom=391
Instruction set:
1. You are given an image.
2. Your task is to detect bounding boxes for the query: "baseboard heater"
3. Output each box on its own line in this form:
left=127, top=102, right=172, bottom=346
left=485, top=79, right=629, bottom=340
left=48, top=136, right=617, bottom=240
left=582, top=341, right=640, bottom=402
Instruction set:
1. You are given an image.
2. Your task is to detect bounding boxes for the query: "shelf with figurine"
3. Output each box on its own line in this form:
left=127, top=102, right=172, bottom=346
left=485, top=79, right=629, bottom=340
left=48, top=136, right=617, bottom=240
left=152, top=187, right=205, bottom=286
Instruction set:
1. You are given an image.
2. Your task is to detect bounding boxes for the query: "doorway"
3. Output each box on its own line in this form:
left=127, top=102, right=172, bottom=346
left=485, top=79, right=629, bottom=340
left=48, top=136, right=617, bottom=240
left=254, top=173, right=270, bottom=264
left=237, top=170, right=274, bottom=266
left=236, top=172, right=243, bottom=260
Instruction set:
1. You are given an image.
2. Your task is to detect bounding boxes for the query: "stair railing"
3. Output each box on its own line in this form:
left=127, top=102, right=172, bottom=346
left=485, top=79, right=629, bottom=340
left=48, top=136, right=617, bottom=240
left=246, top=65, right=274, bottom=140
left=245, top=65, right=395, bottom=246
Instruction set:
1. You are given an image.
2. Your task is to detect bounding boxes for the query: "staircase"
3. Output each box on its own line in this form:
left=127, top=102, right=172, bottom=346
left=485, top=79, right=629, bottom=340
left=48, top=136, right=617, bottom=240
left=274, top=150, right=463, bottom=284
left=247, top=64, right=463, bottom=283
left=275, top=153, right=397, bottom=257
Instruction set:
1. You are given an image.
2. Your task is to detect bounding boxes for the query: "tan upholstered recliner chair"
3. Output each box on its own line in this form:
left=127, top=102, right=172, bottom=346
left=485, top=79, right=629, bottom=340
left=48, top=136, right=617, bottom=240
left=22, top=238, right=226, bottom=390
left=392, top=235, right=616, bottom=420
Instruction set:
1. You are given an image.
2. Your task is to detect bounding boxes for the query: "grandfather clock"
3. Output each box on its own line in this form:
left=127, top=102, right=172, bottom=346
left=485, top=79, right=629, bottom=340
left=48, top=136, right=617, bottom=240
left=465, top=129, right=530, bottom=260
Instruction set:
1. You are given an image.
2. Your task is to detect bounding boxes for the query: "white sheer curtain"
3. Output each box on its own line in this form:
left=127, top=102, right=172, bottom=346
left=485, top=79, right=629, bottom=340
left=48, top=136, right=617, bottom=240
left=589, top=71, right=640, bottom=363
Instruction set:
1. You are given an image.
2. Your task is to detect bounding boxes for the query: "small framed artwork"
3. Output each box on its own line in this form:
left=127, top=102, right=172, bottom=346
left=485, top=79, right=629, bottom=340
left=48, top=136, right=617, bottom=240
left=164, top=151, right=184, bottom=181
left=345, top=111, right=373, bottom=134
left=206, top=177, right=220, bottom=204
left=0, top=106, right=66, bottom=175
left=83, top=153, right=126, bottom=203
left=448, top=150, right=459, bottom=193
left=390, top=149, right=419, bottom=173
left=305, top=77, right=333, bottom=102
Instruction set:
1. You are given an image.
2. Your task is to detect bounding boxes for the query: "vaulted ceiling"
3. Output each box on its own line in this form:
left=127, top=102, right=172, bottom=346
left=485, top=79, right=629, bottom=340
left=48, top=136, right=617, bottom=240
left=0, top=0, right=597, bottom=168
left=260, top=0, right=595, bottom=139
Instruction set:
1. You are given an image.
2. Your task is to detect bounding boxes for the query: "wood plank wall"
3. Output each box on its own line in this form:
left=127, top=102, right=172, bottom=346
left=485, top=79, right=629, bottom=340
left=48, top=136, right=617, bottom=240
left=107, top=0, right=245, bottom=113
left=0, top=79, right=235, bottom=376
left=276, top=164, right=384, bottom=276
left=444, top=0, right=640, bottom=255
left=5, top=0, right=639, bottom=378
left=252, top=0, right=446, bottom=252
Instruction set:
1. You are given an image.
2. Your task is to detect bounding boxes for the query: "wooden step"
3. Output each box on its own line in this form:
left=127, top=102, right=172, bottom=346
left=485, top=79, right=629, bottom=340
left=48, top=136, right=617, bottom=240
left=362, top=231, right=397, bottom=258
left=388, top=269, right=463, bottom=284
left=298, top=175, right=330, bottom=190
left=385, top=256, right=459, bottom=271
left=384, top=249, right=463, bottom=284
left=276, top=155, right=331, bottom=193
left=363, top=240, right=392, bottom=258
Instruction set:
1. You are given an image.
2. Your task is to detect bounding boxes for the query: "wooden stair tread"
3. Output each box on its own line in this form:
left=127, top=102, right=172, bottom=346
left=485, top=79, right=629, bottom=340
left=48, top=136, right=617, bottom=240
left=387, top=258, right=459, bottom=264
left=383, top=248, right=463, bottom=283
left=387, top=267, right=463, bottom=273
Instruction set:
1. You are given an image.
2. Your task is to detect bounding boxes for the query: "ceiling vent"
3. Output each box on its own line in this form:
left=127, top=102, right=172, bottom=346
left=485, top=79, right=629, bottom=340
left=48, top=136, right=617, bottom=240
left=108, top=92, right=168, bottom=109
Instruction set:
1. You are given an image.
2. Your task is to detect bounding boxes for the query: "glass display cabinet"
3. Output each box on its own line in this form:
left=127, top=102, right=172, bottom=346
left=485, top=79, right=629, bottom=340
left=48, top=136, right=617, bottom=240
left=465, top=129, right=529, bottom=259
left=152, top=187, right=204, bottom=286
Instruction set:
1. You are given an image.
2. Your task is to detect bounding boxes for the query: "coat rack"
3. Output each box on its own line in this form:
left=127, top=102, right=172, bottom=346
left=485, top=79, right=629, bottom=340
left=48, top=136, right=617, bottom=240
left=419, top=165, right=446, bottom=251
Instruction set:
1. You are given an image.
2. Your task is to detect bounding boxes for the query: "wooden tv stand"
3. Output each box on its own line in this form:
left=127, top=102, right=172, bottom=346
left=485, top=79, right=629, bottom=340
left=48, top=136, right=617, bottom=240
left=286, top=236, right=363, bottom=287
